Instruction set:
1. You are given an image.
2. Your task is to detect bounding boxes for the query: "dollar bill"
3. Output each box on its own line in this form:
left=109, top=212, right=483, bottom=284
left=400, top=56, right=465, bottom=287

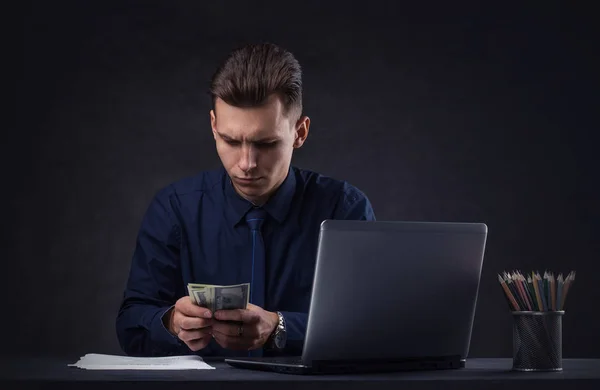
left=187, top=283, right=250, bottom=312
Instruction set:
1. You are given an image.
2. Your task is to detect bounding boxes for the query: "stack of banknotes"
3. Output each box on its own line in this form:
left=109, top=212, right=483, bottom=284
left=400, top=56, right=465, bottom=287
left=187, top=283, right=250, bottom=312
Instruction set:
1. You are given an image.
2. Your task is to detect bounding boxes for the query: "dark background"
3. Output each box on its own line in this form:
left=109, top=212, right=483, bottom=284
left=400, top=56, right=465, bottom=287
left=9, top=0, right=598, bottom=359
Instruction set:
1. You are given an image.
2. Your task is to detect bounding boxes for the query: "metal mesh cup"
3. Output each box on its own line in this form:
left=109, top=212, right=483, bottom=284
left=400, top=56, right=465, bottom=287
left=512, top=311, right=564, bottom=371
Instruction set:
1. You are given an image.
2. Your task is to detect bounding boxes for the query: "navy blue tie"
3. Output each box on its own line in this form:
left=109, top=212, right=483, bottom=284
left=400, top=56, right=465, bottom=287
left=245, top=207, right=267, bottom=357
left=245, top=207, right=267, bottom=309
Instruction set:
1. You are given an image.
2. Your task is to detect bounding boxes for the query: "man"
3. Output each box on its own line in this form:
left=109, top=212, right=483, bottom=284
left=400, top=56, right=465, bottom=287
left=116, top=42, right=376, bottom=358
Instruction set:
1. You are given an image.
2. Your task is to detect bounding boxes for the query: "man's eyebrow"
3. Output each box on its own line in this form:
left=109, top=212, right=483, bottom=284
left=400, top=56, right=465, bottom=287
left=217, top=131, right=281, bottom=143
left=252, top=137, right=281, bottom=143
left=216, top=131, right=235, bottom=140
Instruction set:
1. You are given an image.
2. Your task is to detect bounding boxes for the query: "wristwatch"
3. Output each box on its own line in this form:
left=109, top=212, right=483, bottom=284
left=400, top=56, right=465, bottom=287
left=267, top=311, right=287, bottom=350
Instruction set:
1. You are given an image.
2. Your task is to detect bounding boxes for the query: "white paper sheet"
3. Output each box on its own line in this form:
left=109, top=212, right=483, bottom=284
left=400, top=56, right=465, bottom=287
left=68, top=353, right=215, bottom=370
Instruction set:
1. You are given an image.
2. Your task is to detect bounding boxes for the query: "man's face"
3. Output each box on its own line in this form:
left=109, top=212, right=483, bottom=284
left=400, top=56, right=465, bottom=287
left=210, top=94, right=309, bottom=205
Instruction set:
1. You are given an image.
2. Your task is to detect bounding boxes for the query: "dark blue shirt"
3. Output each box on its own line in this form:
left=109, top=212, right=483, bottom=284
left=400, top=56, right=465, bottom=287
left=116, top=165, right=376, bottom=357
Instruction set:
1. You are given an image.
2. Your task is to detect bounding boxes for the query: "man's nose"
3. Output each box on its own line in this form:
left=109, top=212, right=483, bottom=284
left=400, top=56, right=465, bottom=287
left=238, top=144, right=257, bottom=172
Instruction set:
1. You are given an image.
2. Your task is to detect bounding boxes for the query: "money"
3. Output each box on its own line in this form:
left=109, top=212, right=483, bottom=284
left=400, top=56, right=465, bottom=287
left=187, top=283, right=250, bottom=312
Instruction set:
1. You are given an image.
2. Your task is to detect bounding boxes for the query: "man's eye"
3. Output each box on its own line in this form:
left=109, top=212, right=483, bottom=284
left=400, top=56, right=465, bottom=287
left=256, top=142, right=277, bottom=148
left=225, top=140, right=240, bottom=146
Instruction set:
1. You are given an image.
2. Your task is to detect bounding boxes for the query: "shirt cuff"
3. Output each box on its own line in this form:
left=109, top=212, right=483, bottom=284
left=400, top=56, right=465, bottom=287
left=151, top=305, right=187, bottom=354
left=278, top=311, right=307, bottom=341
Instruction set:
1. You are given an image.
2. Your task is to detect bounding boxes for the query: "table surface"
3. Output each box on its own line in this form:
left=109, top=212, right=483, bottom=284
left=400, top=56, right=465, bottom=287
left=2, top=357, right=599, bottom=390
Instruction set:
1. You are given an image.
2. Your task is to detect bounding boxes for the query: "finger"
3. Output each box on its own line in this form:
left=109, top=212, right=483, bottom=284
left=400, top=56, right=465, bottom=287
left=176, top=297, right=213, bottom=319
left=172, top=311, right=212, bottom=333
left=185, top=336, right=211, bottom=352
left=179, top=316, right=213, bottom=331
left=212, top=332, right=256, bottom=351
left=178, top=327, right=212, bottom=342
left=214, top=309, right=258, bottom=323
left=212, top=322, right=259, bottom=338
left=211, top=321, right=240, bottom=337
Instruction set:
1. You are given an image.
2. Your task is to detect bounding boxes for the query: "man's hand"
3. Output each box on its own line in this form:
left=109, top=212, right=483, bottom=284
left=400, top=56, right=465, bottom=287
left=211, top=303, right=279, bottom=351
left=166, top=296, right=213, bottom=351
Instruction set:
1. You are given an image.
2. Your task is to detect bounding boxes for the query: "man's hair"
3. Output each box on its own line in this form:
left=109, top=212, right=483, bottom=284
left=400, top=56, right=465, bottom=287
left=210, top=42, right=303, bottom=120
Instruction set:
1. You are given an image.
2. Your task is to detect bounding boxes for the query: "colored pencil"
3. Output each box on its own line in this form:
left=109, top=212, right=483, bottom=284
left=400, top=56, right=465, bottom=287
left=498, top=270, right=575, bottom=312
left=498, top=274, right=520, bottom=311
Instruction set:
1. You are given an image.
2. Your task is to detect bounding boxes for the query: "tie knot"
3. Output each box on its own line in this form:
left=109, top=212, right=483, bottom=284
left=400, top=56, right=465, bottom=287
left=245, top=207, right=267, bottom=231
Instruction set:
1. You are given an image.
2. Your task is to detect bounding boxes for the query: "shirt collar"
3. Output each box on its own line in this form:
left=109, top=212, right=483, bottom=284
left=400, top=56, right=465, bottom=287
left=223, top=166, right=297, bottom=227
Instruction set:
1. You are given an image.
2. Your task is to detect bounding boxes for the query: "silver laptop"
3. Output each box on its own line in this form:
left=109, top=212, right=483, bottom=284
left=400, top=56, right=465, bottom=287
left=226, top=220, right=488, bottom=374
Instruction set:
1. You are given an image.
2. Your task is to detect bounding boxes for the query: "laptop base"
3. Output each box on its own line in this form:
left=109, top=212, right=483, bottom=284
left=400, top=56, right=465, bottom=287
left=225, top=355, right=464, bottom=375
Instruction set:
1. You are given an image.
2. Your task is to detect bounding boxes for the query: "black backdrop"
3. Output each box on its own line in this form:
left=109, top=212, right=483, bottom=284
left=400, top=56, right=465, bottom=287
left=9, top=0, right=599, bottom=359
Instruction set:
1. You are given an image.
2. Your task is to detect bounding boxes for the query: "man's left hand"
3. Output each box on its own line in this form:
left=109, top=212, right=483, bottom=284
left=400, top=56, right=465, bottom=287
left=212, top=303, right=279, bottom=350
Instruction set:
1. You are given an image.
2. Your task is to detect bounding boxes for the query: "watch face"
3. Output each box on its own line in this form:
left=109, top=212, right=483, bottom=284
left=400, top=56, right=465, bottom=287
left=274, top=329, right=287, bottom=349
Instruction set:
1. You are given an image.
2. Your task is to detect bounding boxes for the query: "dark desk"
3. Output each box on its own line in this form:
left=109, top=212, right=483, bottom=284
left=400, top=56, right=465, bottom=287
left=2, top=357, right=599, bottom=390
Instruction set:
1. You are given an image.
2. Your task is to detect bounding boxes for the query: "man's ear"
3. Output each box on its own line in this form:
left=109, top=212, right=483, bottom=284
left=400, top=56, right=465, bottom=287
left=293, top=115, right=310, bottom=148
left=210, top=109, right=217, bottom=140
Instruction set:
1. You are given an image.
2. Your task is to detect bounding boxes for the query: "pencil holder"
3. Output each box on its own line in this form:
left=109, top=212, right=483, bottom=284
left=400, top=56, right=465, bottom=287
left=512, top=311, right=564, bottom=372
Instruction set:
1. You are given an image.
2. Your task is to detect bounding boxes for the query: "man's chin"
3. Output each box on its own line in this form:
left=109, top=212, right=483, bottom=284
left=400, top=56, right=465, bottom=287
left=232, top=182, right=269, bottom=201
left=233, top=176, right=263, bottom=187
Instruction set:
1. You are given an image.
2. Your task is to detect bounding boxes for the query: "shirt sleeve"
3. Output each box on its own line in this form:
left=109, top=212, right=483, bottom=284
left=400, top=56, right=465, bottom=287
left=333, top=182, right=377, bottom=221
left=115, top=187, right=190, bottom=356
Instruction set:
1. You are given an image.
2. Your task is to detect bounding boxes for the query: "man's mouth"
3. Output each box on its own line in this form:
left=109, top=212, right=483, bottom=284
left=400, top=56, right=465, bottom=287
left=235, top=176, right=261, bottom=183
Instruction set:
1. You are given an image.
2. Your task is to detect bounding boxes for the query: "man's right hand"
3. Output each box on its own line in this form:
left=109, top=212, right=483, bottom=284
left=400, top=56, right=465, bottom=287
left=166, top=296, right=213, bottom=351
